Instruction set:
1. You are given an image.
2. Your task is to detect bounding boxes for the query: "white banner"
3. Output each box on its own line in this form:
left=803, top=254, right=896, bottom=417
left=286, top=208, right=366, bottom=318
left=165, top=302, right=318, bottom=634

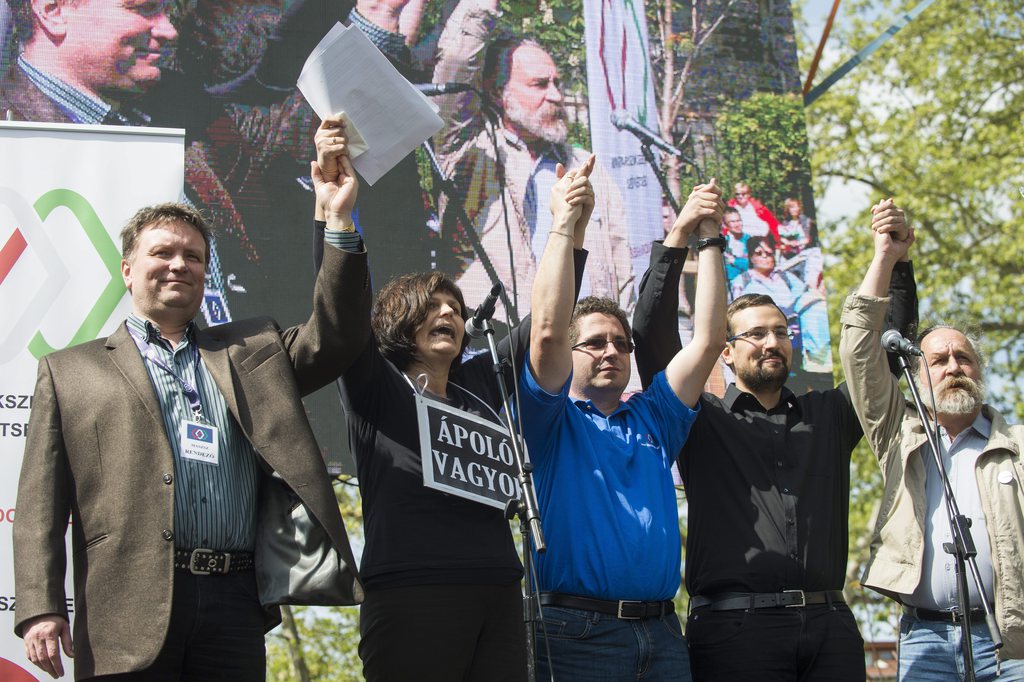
left=0, top=121, right=184, bottom=678
left=583, top=0, right=665, bottom=294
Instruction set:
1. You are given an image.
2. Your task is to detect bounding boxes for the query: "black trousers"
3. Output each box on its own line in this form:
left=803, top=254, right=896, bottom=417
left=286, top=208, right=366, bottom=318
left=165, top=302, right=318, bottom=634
left=686, top=602, right=865, bottom=681
left=89, top=570, right=265, bottom=681
left=359, top=581, right=528, bottom=682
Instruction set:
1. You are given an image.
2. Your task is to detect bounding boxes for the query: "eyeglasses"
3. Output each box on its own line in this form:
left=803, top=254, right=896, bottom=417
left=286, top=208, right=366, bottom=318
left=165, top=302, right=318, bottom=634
left=572, top=337, right=635, bottom=354
left=727, top=327, right=794, bottom=344
left=751, top=248, right=774, bottom=257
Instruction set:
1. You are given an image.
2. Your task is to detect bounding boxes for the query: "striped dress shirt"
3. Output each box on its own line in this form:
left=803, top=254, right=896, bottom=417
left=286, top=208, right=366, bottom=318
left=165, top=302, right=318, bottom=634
left=123, top=232, right=361, bottom=551
left=126, top=315, right=259, bottom=551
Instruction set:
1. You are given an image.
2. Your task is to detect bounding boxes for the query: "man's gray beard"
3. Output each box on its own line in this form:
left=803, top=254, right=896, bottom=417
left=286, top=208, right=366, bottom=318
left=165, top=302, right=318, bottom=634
left=934, top=375, right=985, bottom=416
left=504, top=98, right=568, bottom=146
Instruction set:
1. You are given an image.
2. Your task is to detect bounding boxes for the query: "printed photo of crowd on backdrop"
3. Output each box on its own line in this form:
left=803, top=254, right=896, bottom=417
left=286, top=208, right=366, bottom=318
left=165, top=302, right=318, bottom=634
left=723, top=184, right=829, bottom=374
left=0, top=0, right=826, bottom=470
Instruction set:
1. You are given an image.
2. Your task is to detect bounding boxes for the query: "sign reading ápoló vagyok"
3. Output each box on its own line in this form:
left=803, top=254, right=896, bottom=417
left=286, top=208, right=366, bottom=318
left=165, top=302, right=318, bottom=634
left=415, top=393, right=523, bottom=510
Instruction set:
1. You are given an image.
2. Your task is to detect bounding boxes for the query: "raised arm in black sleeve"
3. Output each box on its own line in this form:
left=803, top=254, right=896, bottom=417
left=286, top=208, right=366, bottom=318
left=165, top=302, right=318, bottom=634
left=884, top=260, right=918, bottom=376
left=494, top=248, right=590, bottom=374
left=632, top=241, right=689, bottom=391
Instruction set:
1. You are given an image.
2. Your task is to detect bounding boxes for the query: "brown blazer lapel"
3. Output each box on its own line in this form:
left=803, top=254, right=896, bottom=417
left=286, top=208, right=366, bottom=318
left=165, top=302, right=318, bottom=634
left=105, top=324, right=165, bottom=430
left=195, top=328, right=241, bottom=420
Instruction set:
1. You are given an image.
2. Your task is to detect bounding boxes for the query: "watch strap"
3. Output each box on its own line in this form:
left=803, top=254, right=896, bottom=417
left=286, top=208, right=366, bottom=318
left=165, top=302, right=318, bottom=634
left=695, top=236, right=727, bottom=251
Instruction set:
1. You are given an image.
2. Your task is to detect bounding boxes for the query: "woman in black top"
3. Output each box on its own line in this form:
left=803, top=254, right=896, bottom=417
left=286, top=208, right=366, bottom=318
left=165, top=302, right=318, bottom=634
left=340, top=269, right=530, bottom=682
left=314, top=118, right=530, bottom=682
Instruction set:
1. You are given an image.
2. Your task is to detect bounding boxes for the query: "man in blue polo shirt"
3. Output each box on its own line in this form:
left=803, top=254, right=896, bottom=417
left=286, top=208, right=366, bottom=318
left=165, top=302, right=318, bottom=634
left=519, top=157, right=727, bottom=680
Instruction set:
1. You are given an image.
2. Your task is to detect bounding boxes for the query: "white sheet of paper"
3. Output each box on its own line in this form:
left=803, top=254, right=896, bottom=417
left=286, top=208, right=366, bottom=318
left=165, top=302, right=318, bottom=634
left=297, top=23, right=443, bottom=185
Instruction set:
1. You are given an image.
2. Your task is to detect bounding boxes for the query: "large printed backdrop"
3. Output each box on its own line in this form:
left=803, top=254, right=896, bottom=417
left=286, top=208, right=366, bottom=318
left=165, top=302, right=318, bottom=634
left=0, top=1, right=825, bottom=674
left=1, top=0, right=829, bottom=465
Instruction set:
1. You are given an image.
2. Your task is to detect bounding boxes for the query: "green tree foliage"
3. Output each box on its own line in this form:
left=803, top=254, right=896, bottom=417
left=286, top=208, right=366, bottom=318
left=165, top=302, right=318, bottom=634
left=706, top=92, right=813, bottom=213
left=267, top=605, right=362, bottom=681
left=798, top=0, right=1024, bottom=634
left=803, top=0, right=1024, bottom=416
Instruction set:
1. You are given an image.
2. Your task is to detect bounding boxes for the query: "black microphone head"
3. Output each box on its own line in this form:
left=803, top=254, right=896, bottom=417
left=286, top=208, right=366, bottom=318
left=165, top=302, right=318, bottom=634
left=476, top=284, right=501, bottom=317
left=466, top=283, right=503, bottom=339
left=465, top=316, right=487, bottom=339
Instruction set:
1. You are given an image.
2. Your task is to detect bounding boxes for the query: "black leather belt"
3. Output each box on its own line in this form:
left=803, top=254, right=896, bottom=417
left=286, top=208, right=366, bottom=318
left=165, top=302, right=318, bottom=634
left=904, top=606, right=989, bottom=624
left=174, top=548, right=254, bottom=575
left=689, top=590, right=845, bottom=612
left=540, top=593, right=674, bottom=620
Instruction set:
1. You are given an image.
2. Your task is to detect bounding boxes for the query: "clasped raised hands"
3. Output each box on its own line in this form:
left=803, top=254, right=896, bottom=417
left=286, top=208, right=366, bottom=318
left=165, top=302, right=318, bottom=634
left=670, top=178, right=724, bottom=244
left=870, top=198, right=914, bottom=262
left=549, top=154, right=597, bottom=245
left=312, top=115, right=359, bottom=229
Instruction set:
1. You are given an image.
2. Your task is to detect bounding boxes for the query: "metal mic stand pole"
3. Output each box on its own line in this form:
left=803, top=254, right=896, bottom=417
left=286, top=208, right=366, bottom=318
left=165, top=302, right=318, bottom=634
left=635, top=136, right=707, bottom=212
left=420, top=138, right=520, bottom=325
left=638, top=142, right=681, bottom=215
left=897, top=353, right=1002, bottom=680
left=473, top=316, right=545, bottom=682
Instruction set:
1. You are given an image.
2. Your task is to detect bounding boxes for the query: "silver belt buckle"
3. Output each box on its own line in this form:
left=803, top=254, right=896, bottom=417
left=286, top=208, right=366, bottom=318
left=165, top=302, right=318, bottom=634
left=189, top=548, right=229, bottom=575
left=617, top=600, right=643, bottom=619
left=783, top=589, right=806, bottom=608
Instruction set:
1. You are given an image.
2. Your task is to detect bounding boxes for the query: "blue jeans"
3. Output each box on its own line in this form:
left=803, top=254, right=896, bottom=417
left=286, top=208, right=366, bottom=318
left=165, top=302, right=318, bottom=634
left=536, top=606, right=692, bottom=681
left=900, top=614, right=1024, bottom=681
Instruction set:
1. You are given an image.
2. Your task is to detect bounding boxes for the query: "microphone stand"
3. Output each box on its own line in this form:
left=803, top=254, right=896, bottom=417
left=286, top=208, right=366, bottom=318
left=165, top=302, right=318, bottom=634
left=638, top=142, right=681, bottom=214
left=614, top=118, right=705, bottom=213
left=420, top=137, right=520, bottom=325
left=896, top=352, right=1001, bottom=681
left=472, top=317, right=546, bottom=682
left=634, top=141, right=707, bottom=215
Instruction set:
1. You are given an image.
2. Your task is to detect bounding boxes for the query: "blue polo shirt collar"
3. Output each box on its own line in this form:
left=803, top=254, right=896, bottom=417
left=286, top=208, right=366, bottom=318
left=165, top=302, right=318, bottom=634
left=571, top=396, right=631, bottom=418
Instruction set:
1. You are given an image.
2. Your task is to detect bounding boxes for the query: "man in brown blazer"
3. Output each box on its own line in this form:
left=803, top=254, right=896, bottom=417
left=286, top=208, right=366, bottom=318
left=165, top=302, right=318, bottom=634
left=13, top=123, right=367, bottom=680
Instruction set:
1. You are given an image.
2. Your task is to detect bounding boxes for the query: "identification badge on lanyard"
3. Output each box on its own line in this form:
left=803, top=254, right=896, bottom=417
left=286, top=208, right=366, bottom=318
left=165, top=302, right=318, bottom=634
left=179, top=419, right=220, bottom=465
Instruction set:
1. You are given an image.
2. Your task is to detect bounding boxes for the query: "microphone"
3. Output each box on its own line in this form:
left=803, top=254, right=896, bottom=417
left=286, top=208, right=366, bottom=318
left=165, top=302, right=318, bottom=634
left=881, top=329, right=923, bottom=357
left=610, top=110, right=682, bottom=157
left=466, top=283, right=503, bottom=338
left=416, top=82, right=474, bottom=96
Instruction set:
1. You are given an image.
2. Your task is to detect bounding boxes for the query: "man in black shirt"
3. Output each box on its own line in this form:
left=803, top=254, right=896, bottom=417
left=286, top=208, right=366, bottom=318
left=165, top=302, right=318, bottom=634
left=632, top=238, right=917, bottom=680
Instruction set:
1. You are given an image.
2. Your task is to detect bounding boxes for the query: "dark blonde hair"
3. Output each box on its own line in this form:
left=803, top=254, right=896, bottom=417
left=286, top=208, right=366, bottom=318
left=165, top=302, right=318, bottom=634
left=120, top=203, right=213, bottom=267
left=372, top=272, right=469, bottom=371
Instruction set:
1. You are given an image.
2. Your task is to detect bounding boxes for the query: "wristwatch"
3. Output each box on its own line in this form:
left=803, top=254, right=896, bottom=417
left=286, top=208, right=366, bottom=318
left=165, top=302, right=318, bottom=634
left=695, top=236, right=727, bottom=251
